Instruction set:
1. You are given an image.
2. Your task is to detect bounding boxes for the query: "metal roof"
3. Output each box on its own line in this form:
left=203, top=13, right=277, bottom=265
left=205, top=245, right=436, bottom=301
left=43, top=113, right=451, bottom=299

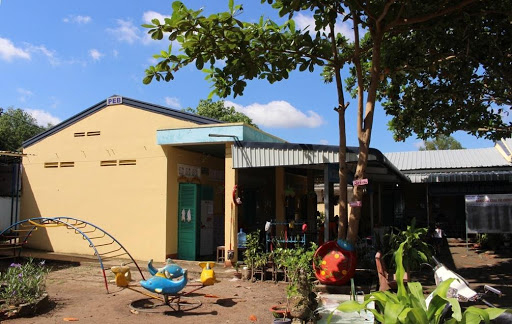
left=384, top=147, right=510, bottom=171
left=404, top=170, right=512, bottom=183
left=22, top=95, right=222, bottom=148
left=232, top=142, right=410, bottom=182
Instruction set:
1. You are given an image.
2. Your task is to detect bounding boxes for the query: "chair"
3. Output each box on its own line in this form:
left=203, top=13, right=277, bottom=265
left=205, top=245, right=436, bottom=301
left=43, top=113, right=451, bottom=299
left=375, top=251, right=397, bottom=291
left=216, top=246, right=225, bottom=263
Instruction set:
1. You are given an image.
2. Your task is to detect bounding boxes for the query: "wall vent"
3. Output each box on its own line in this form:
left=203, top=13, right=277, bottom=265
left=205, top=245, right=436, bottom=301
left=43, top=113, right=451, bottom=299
left=74, top=132, right=86, bottom=137
left=60, top=162, right=75, bottom=168
left=119, top=160, right=136, bottom=166
left=100, top=160, right=117, bottom=167
left=44, top=162, right=59, bottom=168
left=87, top=131, right=101, bottom=136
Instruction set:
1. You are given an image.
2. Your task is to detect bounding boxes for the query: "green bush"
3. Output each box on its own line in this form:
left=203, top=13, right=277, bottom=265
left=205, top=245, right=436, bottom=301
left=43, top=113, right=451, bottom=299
left=0, top=259, right=49, bottom=307
left=384, top=218, right=432, bottom=273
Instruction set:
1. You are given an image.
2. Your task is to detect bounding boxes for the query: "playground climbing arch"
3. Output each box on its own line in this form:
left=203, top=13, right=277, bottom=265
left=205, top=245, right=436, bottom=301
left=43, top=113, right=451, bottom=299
left=0, top=217, right=145, bottom=293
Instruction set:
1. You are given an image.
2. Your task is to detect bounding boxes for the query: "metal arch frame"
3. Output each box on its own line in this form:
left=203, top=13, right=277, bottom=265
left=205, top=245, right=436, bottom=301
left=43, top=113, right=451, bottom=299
left=0, top=217, right=146, bottom=293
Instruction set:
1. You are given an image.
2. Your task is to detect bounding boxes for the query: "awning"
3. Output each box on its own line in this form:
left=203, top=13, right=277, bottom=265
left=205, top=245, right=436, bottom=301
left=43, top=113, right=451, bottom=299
left=405, top=170, right=512, bottom=183
left=232, top=142, right=409, bottom=183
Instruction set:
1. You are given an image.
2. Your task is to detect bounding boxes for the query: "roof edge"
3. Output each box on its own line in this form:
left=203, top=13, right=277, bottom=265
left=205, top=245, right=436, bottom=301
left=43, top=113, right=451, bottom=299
left=22, top=95, right=222, bottom=148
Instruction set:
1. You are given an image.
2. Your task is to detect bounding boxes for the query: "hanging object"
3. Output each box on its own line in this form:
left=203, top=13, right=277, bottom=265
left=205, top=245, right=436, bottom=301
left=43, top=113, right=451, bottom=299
left=232, top=185, right=242, bottom=205
left=181, top=209, right=186, bottom=222
left=187, top=209, right=192, bottom=223
left=313, top=240, right=357, bottom=286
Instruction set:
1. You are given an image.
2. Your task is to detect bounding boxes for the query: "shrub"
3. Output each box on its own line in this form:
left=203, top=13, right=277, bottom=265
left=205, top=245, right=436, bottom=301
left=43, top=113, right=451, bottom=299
left=331, top=242, right=508, bottom=323
left=0, top=259, right=49, bottom=307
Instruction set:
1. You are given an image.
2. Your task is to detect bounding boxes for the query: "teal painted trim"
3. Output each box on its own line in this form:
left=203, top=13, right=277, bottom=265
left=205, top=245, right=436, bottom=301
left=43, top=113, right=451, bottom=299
left=157, top=124, right=285, bottom=145
left=243, top=126, right=284, bottom=143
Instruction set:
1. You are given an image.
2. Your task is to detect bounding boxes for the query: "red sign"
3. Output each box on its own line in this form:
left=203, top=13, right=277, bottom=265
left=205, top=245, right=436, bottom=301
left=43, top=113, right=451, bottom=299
left=352, top=179, right=368, bottom=186
left=349, top=201, right=362, bottom=207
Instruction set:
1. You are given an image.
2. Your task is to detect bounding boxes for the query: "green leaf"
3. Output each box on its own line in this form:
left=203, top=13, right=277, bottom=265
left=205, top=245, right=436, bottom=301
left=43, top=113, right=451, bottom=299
left=151, top=18, right=160, bottom=25
left=228, top=0, right=234, bottom=13
left=141, top=24, right=154, bottom=28
left=384, top=303, right=405, bottom=323
left=335, top=300, right=371, bottom=313
left=196, top=56, right=204, bottom=70
left=143, top=75, right=154, bottom=85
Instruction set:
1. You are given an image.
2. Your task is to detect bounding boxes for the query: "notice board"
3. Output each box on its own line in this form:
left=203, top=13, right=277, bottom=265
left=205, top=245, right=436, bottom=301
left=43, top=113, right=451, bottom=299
left=465, top=194, right=512, bottom=233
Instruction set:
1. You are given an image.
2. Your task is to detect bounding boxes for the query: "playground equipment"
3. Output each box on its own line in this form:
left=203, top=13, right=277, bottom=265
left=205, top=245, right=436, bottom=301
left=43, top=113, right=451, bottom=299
left=0, top=217, right=145, bottom=293
left=124, top=259, right=218, bottom=313
left=313, top=240, right=357, bottom=285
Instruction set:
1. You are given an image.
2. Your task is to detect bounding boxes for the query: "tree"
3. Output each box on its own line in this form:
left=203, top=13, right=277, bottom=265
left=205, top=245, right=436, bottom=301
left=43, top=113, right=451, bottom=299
left=185, top=99, right=258, bottom=128
left=143, top=0, right=511, bottom=243
left=420, top=135, right=464, bottom=151
left=0, top=107, right=49, bottom=152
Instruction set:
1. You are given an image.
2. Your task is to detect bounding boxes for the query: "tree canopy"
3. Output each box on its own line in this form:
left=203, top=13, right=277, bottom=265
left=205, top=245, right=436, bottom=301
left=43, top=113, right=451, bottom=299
left=185, top=99, right=258, bottom=128
left=143, top=0, right=511, bottom=243
left=0, top=108, right=49, bottom=152
left=420, top=135, right=464, bottom=151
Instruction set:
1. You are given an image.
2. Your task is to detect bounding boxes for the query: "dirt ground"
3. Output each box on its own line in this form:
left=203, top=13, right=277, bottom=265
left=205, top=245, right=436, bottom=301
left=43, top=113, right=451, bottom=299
left=2, top=240, right=512, bottom=323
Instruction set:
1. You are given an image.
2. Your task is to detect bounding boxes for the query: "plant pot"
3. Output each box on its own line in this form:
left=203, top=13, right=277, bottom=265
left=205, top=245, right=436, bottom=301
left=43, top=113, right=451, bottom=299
left=233, top=272, right=242, bottom=279
left=2, top=293, right=49, bottom=319
left=273, top=318, right=291, bottom=324
left=269, top=305, right=291, bottom=319
left=241, top=267, right=251, bottom=280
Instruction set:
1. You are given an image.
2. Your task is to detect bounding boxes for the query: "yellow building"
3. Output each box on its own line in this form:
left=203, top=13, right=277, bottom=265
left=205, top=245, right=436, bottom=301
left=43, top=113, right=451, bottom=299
left=20, top=95, right=406, bottom=263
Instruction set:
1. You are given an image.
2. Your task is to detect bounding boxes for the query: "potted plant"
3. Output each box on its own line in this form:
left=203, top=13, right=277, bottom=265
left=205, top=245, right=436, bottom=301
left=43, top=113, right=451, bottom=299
left=332, top=242, right=508, bottom=323
left=243, top=230, right=263, bottom=281
left=233, top=261, right=242, bottom=279
left=383, top=218, right=432, bottom=276
left=279, top=243, right=319, bottom=323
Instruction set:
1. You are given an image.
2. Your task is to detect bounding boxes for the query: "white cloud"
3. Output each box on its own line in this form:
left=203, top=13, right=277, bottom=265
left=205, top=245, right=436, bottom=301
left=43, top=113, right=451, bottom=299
left=25, top=44, right=59, bottom=65
left=89, top=49, right=103, bottom=61
left=63, top=15, right=92, bottom=24
left=25, top=109, right=61, bottom=126
left=225, top=100, right=324, bottom=128
left=413, top=140, right=425, bottom=150
left=112, top=49, right=119, bottom=58
left=107, top=19, right=141, bottom=44
left=319, top=139, right=329, bottom=145
left=141, top=11, right=173, bottom=45
left=142, top=11, right=171, bottom=25
left=165, top=97, right=181, bottom=109
left=294, top=13, right=354, bottom=41
left=0, top=37, right=30, bottom=62
left=17, top=88, right=33, bottom=102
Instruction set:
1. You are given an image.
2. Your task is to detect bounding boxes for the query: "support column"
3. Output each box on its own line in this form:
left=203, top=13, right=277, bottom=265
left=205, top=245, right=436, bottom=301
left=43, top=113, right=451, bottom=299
left=275, top=167, right=285, bottom=222
left=224, top=143, right=238, bottom=265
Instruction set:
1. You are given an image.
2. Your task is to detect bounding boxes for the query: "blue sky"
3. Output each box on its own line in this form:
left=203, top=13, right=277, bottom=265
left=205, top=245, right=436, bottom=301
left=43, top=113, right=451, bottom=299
left=0, top=0, right=495, bottom=153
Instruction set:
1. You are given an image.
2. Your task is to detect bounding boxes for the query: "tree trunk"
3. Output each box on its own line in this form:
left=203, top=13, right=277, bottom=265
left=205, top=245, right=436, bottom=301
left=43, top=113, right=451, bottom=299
left=346, top=30, right=383, bottom=244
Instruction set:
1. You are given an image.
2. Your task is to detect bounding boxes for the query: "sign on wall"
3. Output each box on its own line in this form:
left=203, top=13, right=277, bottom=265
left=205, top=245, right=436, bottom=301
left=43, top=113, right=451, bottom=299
left=178, top=164, right=201, bottom=179
left=465, top=194, right=512, bottom=233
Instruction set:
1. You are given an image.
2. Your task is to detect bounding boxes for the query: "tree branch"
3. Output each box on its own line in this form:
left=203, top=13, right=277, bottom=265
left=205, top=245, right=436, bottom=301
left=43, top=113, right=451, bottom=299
left=386, top=0, right=479, bottom=30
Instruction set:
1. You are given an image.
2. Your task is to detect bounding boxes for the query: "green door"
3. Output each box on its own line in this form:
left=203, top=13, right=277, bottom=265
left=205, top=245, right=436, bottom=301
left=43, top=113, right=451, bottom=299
left=178, top=183, right=200, bottom=260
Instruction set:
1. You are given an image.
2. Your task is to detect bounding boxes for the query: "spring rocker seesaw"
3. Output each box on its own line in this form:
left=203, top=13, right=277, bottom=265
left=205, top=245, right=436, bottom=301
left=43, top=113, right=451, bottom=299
left=112, top=258, right=218, bottom=313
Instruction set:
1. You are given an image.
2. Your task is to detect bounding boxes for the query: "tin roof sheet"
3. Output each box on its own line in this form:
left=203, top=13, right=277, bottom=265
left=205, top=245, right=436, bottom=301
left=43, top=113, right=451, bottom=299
left=384, top=147, right=510, bottom=171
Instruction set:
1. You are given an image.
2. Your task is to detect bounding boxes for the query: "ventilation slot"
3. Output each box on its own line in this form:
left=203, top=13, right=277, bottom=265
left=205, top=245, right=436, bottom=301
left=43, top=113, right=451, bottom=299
left=60, top=162, right=75, bottom=168
left=74, top=132, right=86, bottom=137
left=100, top=160, right=117, bottom=167
left=87, top=131, right=101, bottom=136
left=44, top=162, right=59, bottom=168
left=119, top=160, right=136, bottom=166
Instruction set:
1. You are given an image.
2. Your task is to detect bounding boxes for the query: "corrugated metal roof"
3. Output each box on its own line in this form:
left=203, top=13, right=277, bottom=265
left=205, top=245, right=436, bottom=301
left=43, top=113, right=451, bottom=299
left=405, top=170, right=512, bottom=183
left=232, top=143, right=346, bottom=168
left=384, top=147, right=510, bottom=171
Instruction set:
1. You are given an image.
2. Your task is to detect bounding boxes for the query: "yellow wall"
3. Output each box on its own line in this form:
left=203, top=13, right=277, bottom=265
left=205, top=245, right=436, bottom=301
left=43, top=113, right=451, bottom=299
left=21, top=104, right=214, bottom=262
left=164, top=146, right=224, bottom=259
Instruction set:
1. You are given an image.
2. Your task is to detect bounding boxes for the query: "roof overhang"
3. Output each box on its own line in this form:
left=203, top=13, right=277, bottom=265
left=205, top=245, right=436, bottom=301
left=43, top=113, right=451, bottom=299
left=232, top=142, right=409, bottom=183
left=405, top=170, right=512, bottom=183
